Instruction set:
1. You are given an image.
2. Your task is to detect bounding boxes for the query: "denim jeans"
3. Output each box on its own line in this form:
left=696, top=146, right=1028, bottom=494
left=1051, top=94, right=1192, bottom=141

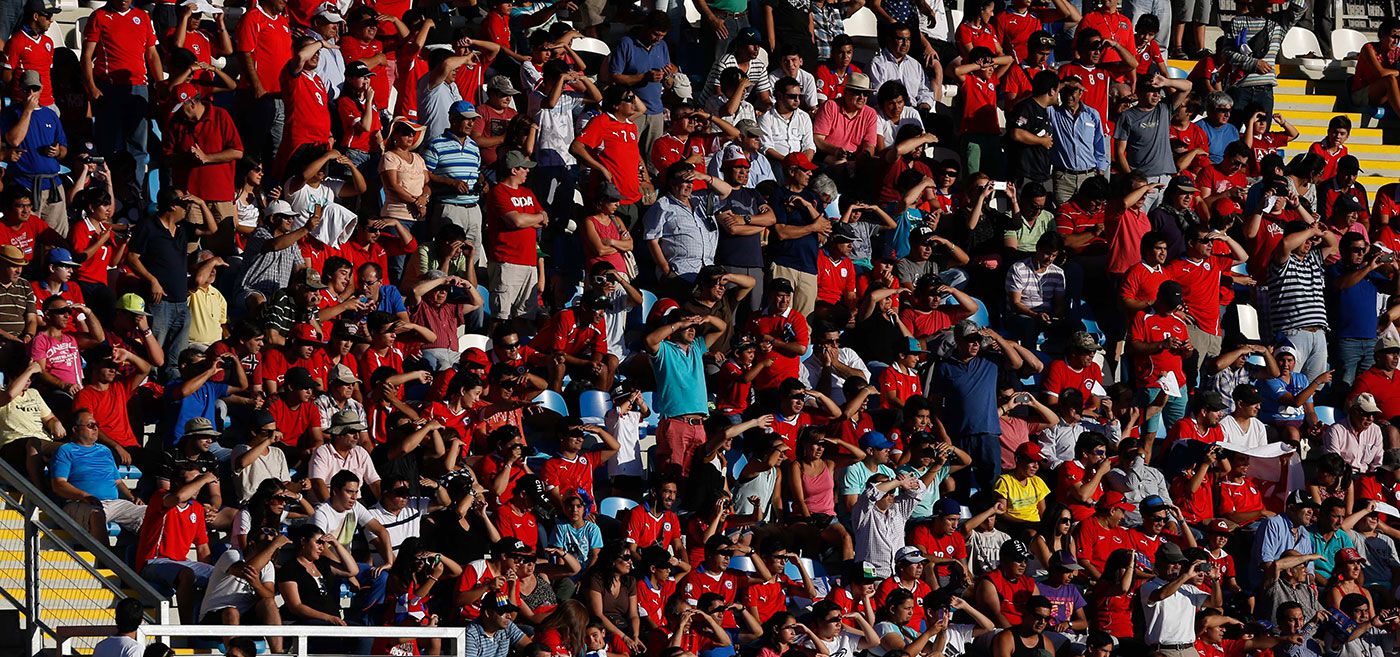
left=1279, top=327, right=1329, bottom=381
left=1334, top=337, right=1375, bottom=387
left=93, top=84, right=151, bottom=199
left=150, top=300, right=190, bottom=380
left=958, top=432, right=1001, bottom=494
left=1230, top=85, right=1276, bottom=128
left=701, top=13, right=750, bottom=65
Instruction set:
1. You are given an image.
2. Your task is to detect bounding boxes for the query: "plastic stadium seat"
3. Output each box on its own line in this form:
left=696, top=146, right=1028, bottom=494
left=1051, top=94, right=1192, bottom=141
left=1332, top=29, right=1368, bottom=60
left=969, top=297, right=990, bottom=328
left=599, top=496, right=639, bottom=519
left=578, top=390, right=611, bottom=424
left=1314, top=405, right=1336, bottom=426
left=950, top=9, right=963, bottom=25
left=570, top=36, right=612, bottom=58
left=535, top=390, right=569, bottom=416
left=1167, top=66, right=1189, bottom=79
left=639, top=392, right=657, bottom=431
left=458, top=333, right=491, bottom=353
left=1235, top=304, right=1262, bottom=341
left=729, top=555, right=756, bottom=572
left=843, top=7, right=878, bottom=39
left=641, top=289, right=657, bottom=320
left=683, top=0, right=701, bottom=26
left=478, top=285, right=491, bottom=316
left=1282, top=27, right=1328, bottom=73
left=784, top=557, right=826, bottom=579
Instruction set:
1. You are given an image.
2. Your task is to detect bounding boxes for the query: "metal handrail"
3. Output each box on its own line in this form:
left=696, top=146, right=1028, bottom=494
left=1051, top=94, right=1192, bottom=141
left=57, top=624, right=470, bottom=657
left=0, top=457, right=171, bottom=641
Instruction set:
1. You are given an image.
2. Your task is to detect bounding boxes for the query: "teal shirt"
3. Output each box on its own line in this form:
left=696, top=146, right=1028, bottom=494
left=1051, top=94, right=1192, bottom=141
left=896, top=463, right=951, bottom=519
left=1310, top=527, right=1355, bottom=582
left=650, top=338, right=709, bottom=418
left=841, top=462, right=896, bottom=497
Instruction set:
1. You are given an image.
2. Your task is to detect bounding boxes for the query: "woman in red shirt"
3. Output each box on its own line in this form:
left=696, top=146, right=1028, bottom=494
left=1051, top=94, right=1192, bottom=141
left=1088, top=548, right=1137, bottom=635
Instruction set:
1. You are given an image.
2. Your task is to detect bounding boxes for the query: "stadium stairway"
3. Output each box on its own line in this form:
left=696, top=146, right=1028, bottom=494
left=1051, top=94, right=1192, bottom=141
left=1168, top=58, right=1399, bottom=187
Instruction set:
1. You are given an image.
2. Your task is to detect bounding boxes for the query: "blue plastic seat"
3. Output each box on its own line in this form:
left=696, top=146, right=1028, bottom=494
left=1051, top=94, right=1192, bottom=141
left=599, top=496, right=639, bottom=519
left=535, top=390, right=569, bottom=416
left=578, top=390, right=612, bottom=424
left=969, top=298, right=990, bottom=328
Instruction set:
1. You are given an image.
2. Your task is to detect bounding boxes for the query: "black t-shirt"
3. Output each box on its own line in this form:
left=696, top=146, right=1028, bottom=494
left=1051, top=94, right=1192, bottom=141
left=1006, top=98, right=1052, bottom=183
left=128, top=218, right=194, bottom=302
left=846, top=313, right=906, bottom=365
left=423, top=509, right=493, bottom=566
left=276, top=558, right=344, bottom=620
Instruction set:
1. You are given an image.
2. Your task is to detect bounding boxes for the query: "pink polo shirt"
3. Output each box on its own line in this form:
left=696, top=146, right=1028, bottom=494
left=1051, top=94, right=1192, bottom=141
left=812, top=100, right=879, bottom=153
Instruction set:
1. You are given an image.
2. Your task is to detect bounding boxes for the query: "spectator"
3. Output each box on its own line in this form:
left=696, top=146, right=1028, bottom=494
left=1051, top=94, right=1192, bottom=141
left=3, top=70, right=67, bottom=235
left=51, top=407, right=142, bottom=538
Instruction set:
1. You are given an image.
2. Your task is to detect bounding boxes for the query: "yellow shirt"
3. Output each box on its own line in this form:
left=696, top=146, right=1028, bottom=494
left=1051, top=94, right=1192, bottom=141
left=993, top=473, right=1049, bottom=523
left=187, top=285, right=228, bottom=345
left=0, top=388, right=51, bottom=448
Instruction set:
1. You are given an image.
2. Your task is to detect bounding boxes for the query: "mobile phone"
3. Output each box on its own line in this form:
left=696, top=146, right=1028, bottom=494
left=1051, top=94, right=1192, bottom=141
left=1013, top=392, right=1033, bottom=405
left=991, top=181, right=1007, bottom=192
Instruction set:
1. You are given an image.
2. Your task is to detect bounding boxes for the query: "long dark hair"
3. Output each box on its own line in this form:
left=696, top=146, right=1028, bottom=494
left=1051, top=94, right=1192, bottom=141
left=536, top=600, right=590, bottom=656
left=586, top=541, right=635, bottom=588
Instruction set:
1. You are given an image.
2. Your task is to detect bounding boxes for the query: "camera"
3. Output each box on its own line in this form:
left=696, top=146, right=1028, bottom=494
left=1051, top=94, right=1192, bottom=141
left=592, top=275, right=609, bottom=286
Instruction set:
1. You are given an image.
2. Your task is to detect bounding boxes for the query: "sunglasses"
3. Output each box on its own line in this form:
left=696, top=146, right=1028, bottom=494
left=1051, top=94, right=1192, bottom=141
left=498, top=342, right=521, bottom=349
left=387, top=488, right=410, bottom=497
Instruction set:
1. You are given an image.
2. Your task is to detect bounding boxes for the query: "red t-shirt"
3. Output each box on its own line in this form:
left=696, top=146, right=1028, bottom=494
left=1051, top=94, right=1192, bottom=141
left=900, top=306, right=956, bottom=339
left=484, top=182, right=542, bottom=266
left=960, top=72, right=1001, bottom=135
left=814, top=63, right=862, bottom=100
left=1166, top=417, right=1225, bottom=451
left=341, top=36, right=390, bottom=101
left=1196, top=162, right=1248, bottom=198
left=1216, top=476, right=1265, bottom=516
left=955, top=21, right=1002, bottom=55
left=1170, top=471, right=1215, bottom=524
left=281, top=69, right=331, bottom=155
left=650, top=133, right=710, bottom=186
left=540, top=452, right=597, bottom=498
left=1056, top=460, right=1104, bottom=521
left=496, top=502, right=539, bottom=550
left=816, top=253, right=856, bottom=306
left=982, top=570, right=1037, bottom=625
left=235, top=6, right=293, bottom=95
left=165, top=104, right=243, bottom=202
left=746, top=310, right=810, bottom=390
left=1165, top=252, right=1233, bottom=336
left=5, top=29, right=55, bottom=105
left=474, top=104, right=517, bottom=167
left=531, top=309, right=608, bottom=357
left=1077, top=11, right=1135, bottom=65
left=625, top=506, right=682, bottom=548
left=1076, top=518, right=1131, bottom=573
left=393, top=45, right=426, bottom=120
left=879, top=365, right=923, bottom=406
left=0, top=216, right=57, bottom=259
left=70, top=219, right=115, bottom=285
left=994, top=10, right=1047, bottom=61
left=134, top=493, right=207, bottom=569
left=1309, top=141, right=1348, bottom=180
left=679, top=567, right=743, bottom=627
left=577, top=113, right=642, bottom=204
left=1128, top=309, right=1190, bottom=389
left=1105, top=201, right=1151, bottom=275
left=1120, top=262, right=1170, bottom=307
left=714, top=359, right=754, bottom=415
left=84, top=7, right=158, bottom=85
left=1172, top=122, right=1209, bottom=154
left=1056, top=199, right=1107, bottom=252
left=874, top=576, right=932, bottom=628
left=1043, top=360, right=1104, bottom=400
left=73, top=380, right=138, bottom=447
left=268, top=397, right=322, bottom=448
left=908, top=524, right=967, bottom=580
left=1350, top=368, right=1400, bottom=418
left=336, top=94, right=383, bottom=152
left=1058, top=63, right=1111, bottom=130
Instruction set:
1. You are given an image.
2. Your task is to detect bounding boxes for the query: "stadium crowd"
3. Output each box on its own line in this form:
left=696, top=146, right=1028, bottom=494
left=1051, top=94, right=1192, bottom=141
left=13, top=0, right=1400, bottom=655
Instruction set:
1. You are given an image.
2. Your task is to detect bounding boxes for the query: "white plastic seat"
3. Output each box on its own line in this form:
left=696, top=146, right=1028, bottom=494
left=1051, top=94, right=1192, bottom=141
left=843, top=7, right=878, bottom=39
left=1332, top=28, right=1368, bottom=60
left=570, top=36, right=612, bottom=59
left=1236, top=303, right=1262, bottom=341
left=1281, top=26, right=1328, bottom=72
left=683, top=0, right=701, bottom=26
left=458, top=333, right=491, bottom=353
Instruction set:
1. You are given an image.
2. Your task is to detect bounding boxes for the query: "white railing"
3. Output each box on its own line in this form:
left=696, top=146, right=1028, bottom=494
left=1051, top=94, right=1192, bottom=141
left=57, top=624, right=470, bottom=657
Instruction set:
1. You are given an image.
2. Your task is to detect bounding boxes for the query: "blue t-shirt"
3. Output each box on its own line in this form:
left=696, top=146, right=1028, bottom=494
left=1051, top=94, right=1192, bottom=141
left=769, top=188, right=822, bottom=274
left=161, top=380, right=229, bottom=446
left=376, top=285, right=407, bottom=316
left=933, top=355, right=1003, bottom=436
left=1194, top=118, right=1240, bottom=164
left=1326, top=262, right=1387, bottom=339
left=548, top=521, right=603, bottom=565
left=608, top=35, right=670, bottom=115
left=0, top=105, right=65, bottom=188
left=1261, top=372, right=1309, bottom=422
left=50, top=443, right=119, bottom=500
left=650, top=338, right=709, bottom=417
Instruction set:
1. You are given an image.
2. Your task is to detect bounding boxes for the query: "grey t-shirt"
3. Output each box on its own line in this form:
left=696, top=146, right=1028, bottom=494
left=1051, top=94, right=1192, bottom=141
left=895, top=257, right=938, bottom=285
left=417, top=79, right=464, bottom=143
left=1113, top=102, right=1175, bottom=177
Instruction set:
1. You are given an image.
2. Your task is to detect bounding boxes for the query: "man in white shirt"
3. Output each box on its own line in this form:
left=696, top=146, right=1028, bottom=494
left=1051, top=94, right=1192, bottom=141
left=758, top=77, right=817, bottom=163
left=800, top=323, right=870, bottom=405
left=1141, top=542, right=1211, bottom=656
left=868, top=24, right=940, bottom=111
left=365, top=475, right=435, bottom=565
left=312, top=469, right=394, bottom=567
left=92, top=598, right=145, bottom=657
left=767, top=46, right=819, bottom=111
left=199, top=528, right=287, bottom=653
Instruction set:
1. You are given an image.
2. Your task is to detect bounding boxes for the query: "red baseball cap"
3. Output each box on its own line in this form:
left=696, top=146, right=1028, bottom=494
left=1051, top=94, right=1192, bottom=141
left=648, top=298, right=682, bottom=324
left=461, top=347, right=490, bottom=370
left=169, top=83, right=202, bottom=118
left=1096, top=490, right=1135, bottom=513
left=782, top=152, right=818, bottom=171
left=291, top=325, right=323, bottom=344
left=1015, top=442, right=1043, bottom=462
left=1337, top=547, right=1367, bottom=564
left=1212, top=198, right=1243, bottom=217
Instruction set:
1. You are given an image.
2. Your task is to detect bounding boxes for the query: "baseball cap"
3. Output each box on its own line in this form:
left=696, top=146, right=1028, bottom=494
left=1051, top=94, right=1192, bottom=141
left=894, top=546, right=928, bottom=564
left=952, top=320, right=982, bottom=342
left=782, top=152, right=818, bottom=171
left=1203, top=518, right=1236, bottom=534
left=500, top=150, right=536, bottom=170
left=1352, top=392, right=1383, bottom=415
left=771, top=278, right=796, bottom=294
left=290, top=324, right=323, bottom=344
left=1140, top=494, right=1170, bottom=515
left=1212, top=198, right=1242, bottom=217
left=1336, top=547, right=1366, bottom=565
left=722, top=153, right=751, bottom=169
left=1337, top=155, right=1362, bottom=176
left=1274, top=344, right=1299, bottom=360
left=1155, top=280, right=1185, bottom=308
left=264, top=200, right=297, bottom=218
left=330, top=364, right=359, bottom=385
left=736, top=27, right=763, bottom=46
left=1096, top=490, right=1135, bottom=513
left=488, top=75, right=521, bottom=96
left=1029, top=30, right=1056, bottom=52
left=1015, top=441, right=1043, bottom=462
left=829, top=223, right=857, bottom=244
left=1069, top=330, right=1103, bottom=352
left=449, top=100, right=481, bottom=118
left=117, top=292, right=151, bottom=316
left=345, top=60, right=373, bottom=78
left=1232, top=383, right=1264, bottom=406
left=480, top=590, right=519, bottom=614
left=514, top=474, right=550, bottom=504
left=852, top=561, right=880, bottom=581
left=1333, top=193, right=1364, bottom=214
left=735, top=118, right=765, bottom=138
left=1000, top=540, right=1032, bottom=562
left=19, top=69, right=41, bottom=92
left=285, top=367, right=318, bottom=390
left=932, top=497, right=963, bottom=517
left=311, top=3, right=343, bottom=22
left=46, top=248, right=79, bottom=267
left=183, top=416, right=221, bottom=438
left=461, top=347, right=491, bottom=370
left=1155, top=541, right=1188, bottom=566
left=860, top=431, right=896, bottom=450
left=297, top=268, right=328, bottom=290
left=599, top=182, right=624, bottom=202
left=1051, top=551, right=1084, bottom=571
left=1167, top=175, right=1199, bottom=194
left=898, top=337, right=927, bottom=355
left=1377, top=334, right=1400, bottom=354
left=1287, top=489, right=1320, bottom=508
left=493, top=537, right=531, bottom=557
left=24, top=0, right=58, bottom=16
left=1195, top=391, right=1229, bottom=412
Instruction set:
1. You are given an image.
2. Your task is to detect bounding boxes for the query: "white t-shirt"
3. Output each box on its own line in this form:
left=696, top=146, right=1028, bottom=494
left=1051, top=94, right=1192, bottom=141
left=313, top=501, right=375, bottom=546
left=605, top=408, right=643, bottom=478
left=802, top=630, right=862, bottom=657
left=366, top=499, right=429, bottom=563
left=92, top=636, right=142, bottom=657
left=199, top=548, right=276, bottom=618
left=1140, top=578, right=1208, bottom=644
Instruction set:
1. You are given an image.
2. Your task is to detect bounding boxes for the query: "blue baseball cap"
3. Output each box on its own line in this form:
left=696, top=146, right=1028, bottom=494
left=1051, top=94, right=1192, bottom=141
left=46, top=247, right=78, bottom=267
left=449, top=100, right=481, bottom=118
left=932, top=497, right=963, bottom=517
left=900, top=337, right=927, bottom=354
left=859, top=431, right=895, bottom=450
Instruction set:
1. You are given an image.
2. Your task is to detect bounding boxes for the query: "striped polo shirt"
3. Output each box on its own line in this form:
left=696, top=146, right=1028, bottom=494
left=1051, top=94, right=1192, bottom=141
left=422, top=131, right=482, bottom=206
left=1267, top=249, right=1329, bottom=333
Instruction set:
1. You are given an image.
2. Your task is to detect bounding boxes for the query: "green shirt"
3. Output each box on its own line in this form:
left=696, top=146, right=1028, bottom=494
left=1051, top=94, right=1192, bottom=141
left=1003, top=211, right=1054, bottom=254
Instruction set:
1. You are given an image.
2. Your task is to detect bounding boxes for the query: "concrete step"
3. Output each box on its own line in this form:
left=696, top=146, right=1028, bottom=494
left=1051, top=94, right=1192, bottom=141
left=1358, top=176, right=1392, bottom=188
